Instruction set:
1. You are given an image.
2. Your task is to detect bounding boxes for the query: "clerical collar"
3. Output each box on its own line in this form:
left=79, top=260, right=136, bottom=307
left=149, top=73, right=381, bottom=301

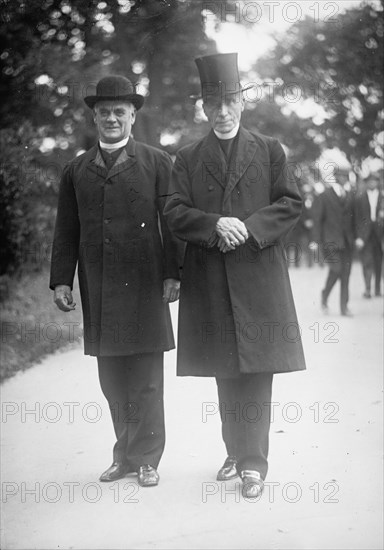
left=214, top=123, right=240, bottom=140
left=99, top=137, right=129, bottom=151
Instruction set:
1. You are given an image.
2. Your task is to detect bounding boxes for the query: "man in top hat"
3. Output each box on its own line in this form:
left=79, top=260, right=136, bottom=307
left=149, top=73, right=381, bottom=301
left=310, top=167, right=356, bottom=316
left=164, top=53, right=306, bottom=498
left=50, top=75, right=182, bottom=487
left=354, top=172, right=383, bottom=298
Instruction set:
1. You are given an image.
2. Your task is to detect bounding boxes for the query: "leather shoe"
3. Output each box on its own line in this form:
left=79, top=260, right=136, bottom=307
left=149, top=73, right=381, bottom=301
left=137, top=464, right=159, bottom=487
left=99, top=462, right=128, bottom=482
left=240, top=470, right=264, bottom=499
left=216, top=456, right=238, bottom=481
left=363, top=291, right=371, bottom=298
left=341, top=308, right=353, bottom=317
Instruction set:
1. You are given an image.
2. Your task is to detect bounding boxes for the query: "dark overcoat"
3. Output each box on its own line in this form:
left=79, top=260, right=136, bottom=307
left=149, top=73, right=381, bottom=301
left=164, top=127, right=306, bottom=377
left=50, top=139, right=181, bottom=356
left=312, top=187, right=355, bottom=250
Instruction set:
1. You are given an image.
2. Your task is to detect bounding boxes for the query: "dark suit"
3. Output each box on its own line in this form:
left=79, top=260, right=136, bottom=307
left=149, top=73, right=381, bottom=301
left=165, top=127, right=306, bottom=477
left=312, top=186, right=355, bottom=313
left=354, top=189, right=383, bottom=295
left=50, top=139, right=181, bottom=469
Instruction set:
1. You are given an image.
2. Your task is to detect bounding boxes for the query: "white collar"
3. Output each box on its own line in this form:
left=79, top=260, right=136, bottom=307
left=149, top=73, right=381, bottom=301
left=99, top=137, right=129, bottom=151
left=214, top=123, right=240, bottom=140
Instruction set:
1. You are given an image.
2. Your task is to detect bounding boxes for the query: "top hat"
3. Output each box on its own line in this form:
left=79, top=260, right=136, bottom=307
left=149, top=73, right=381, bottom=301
left=194, top=53, right=253, bottom=99
left=84, top=75, right=144, bottom=110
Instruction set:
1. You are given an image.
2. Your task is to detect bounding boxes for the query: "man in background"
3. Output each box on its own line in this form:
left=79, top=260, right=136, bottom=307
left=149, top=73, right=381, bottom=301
left=310, top=167, right=355, bottom=316
left=354, top=172, right=383, bottom=298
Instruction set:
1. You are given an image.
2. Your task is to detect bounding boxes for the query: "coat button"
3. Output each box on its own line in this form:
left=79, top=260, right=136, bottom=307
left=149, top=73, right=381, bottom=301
left=104, top=237, right=111, bottom=244
left=208, top=185, right=214, bottom=191
left=104, top=218, right=111, bottom=224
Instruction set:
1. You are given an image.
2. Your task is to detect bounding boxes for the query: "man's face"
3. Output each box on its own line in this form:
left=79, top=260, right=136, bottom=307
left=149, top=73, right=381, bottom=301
left=337, top=173, right=349, bottom=187
left=366, top=176, right=379, bottom=191
left=203, top=93, right=244, bottom=134
left=93, top=101, right=136, bottom=143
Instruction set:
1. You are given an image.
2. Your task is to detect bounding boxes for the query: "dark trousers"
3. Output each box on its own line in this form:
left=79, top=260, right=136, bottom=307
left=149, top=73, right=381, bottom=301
left=361, top=230, right=382, bottom=295
left=97, top=353, right=165, bottom=470
left=216, top=373, right=273, bottom=480
left=322, top=246, right=352, bottom=313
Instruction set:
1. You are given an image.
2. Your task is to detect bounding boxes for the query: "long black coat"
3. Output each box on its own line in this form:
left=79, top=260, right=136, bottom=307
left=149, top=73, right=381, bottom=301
left=164, top=127, right=306, bottom=377
left=50, top=139, right=181, bottom=356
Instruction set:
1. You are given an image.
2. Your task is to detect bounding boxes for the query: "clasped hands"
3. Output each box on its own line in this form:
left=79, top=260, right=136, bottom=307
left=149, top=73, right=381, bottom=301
left=216, top=217, right=249, bottom=253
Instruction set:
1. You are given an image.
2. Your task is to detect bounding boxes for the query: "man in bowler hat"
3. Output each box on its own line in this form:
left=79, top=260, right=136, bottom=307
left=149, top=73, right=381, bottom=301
left=165, top=53, right=306, bottom=498
left=310, top=167, right=356, bottom=316
left=50, top=75, right=181, bottom=487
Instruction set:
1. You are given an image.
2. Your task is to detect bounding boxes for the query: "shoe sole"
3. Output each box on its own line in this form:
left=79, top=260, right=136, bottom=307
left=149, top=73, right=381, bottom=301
left=216, top=472, right=239, bottom=481
left=138, top=480, right=159, bottom=487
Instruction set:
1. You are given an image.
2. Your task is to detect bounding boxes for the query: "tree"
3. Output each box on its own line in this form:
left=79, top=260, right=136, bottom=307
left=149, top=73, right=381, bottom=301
left=0, top=0, right=222, bottom=274
left=254, top=0, right=384, bottom=169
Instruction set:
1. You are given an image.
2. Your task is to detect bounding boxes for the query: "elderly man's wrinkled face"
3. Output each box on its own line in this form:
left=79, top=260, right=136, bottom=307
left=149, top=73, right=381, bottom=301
left=93, top=101, right=136, bottom=143
left=203, top=93, right=244, bottom=134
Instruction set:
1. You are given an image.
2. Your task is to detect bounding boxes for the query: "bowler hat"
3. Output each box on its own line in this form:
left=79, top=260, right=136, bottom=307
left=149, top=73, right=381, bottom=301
left=84, top=75, right=144, bottom=110
left=194, top=53, right=253, bottom=99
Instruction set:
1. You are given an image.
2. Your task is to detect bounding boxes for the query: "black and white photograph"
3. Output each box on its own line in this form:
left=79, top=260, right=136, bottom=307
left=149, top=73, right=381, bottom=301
left=1, top=0, right=383, bottom=548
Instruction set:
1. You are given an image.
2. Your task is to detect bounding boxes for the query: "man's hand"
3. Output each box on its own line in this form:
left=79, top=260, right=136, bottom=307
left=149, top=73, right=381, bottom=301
left=216, top=217, right=248, bottom=249
left=163, top=278, right=180, bottom=303
left=54, top=285, right=76, bottom=312
left=217, top=236, right=233, bottom=253
left=355, top=238, right=364, bottom=251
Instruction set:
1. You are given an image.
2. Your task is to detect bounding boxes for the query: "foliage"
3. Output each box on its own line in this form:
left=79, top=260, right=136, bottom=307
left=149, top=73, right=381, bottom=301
left=1, top=0, right=383, bottom=277
left=254, top=0, right=384, bottom=168
left=0, top=265, right=83, bottom=382
left=0, top=123, right=58, bottom=276
left=0, top=0, right=218, bottom=274
left=0, top=0, right=217, bottom=149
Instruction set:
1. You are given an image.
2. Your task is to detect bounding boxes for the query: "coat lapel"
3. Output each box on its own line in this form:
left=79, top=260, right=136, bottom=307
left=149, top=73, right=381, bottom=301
left=107, top=138, right=137, bottom=181
left=86, top=145, right=108, bottom=179
left=222, top=127, right=259, bottom=207
left=200, top=131, right=227, bottom=189
left=86, top=139, right=137, bottom=182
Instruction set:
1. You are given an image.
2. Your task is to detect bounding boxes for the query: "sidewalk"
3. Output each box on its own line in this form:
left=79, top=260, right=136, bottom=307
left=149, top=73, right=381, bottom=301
left=1, top=265, right=383, bottom=549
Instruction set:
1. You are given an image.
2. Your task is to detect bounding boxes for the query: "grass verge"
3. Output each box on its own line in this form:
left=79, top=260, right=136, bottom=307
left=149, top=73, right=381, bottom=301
left=0, top=266, right=83, bottom=383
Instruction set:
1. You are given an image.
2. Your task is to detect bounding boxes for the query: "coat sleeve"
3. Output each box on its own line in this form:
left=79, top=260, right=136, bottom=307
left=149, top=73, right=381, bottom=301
left=49, top=164, right=80, bottom=290
left=164, top=149, right=221, bottom=246
left=243, top=139, right=303, bottom=249
left=156, top=151, right=185, bottom=279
